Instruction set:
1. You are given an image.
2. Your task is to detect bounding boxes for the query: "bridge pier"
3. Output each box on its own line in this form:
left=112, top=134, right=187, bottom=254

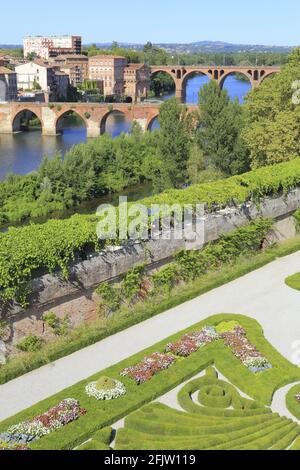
left=133, top=118, right=147, bottom=132
left=87, top=120, right=101, bottom=138
left=175, top=83, right=185, bottom=103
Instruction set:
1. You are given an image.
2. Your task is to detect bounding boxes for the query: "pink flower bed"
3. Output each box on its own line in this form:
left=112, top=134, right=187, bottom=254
left=220, top=326, right=272, bottom=373
left=165, top=326, right=218, bottom=357
left=1, top=399, right=86, bottom=446
left=120, top=352, right=176, bottom=384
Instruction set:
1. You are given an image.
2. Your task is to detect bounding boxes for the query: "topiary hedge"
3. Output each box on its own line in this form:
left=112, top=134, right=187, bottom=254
left=115, top=368, right=300, bottom=450
left=286, top=384, right=300, bottom=421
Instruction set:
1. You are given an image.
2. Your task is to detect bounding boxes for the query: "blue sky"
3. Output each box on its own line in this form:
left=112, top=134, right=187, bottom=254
left=1, top=0, right=299, bottom=46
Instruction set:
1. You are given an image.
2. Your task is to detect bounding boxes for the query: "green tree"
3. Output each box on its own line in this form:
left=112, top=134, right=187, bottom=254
left=151, top=98, right=191, bottom=190
left=242, top=47, right=300, bottom=168
left=198, top=80, right=249, bottom=175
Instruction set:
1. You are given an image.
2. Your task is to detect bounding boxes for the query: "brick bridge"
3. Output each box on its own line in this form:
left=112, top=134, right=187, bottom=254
left=150, top=65, right=281, bottom=101
left=0, top=66, right=280, bottom=137
left=0, top=102, right=178, bottom=138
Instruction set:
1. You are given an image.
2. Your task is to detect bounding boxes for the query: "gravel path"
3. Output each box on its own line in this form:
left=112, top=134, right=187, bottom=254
left=1, top=251, right=300, bottom=421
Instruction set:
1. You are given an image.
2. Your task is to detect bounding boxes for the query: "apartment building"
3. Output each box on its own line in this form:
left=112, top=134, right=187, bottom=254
left=88, top=55, right=127, bottom=96
left=23, top=35, right=82, bottom=60
left=51, top=54, right=88, bottom=86
left=0, top=67, right=18, bottom=101
left=15, top=60, right=69, bottom=100
left=123, top=63, right=150, bottom=102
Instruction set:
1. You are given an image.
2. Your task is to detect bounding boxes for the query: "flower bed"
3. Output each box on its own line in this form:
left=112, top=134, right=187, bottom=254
left=296, top=393, right=300, bottom=405
left=220, top=325, right=272, bottom=373
left=85, top=378, right=126, bottom=401
left=165, top=326, right=218, bottom=357
left=0, top=399, right=86, bottom=445
left=120, top=352, right=176, bottom=384
left=121, top=323, right=271, bottom=385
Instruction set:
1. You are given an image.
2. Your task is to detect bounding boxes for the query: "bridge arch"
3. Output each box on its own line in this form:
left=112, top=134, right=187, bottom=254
left=182, top=70, right=211, bottom=104
left=12, top=108, right=43, bottom=132
left=100, top=109, right=133, bottom=136
left=150, top=70, right=176, bottom=99
left=146, top=113, right=160, bottom=131
left=259, top=70, right=279, bottom=84
left=219, top=70, right=253, bottom=90
left=55, top=109, right=88, bottom=134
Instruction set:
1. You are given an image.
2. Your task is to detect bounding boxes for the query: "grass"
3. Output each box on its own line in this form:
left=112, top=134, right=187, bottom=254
left=1, top=235, right=300, bottom=386
left=115, top=368, right=300, bottom=450
left=1, top=314, right=300, bottom=450
left=285, top=273, right=300, bottom=291
left=286, top=384, right=300, bottom=421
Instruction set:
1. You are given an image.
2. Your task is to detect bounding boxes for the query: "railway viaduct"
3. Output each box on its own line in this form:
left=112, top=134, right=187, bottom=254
left=149, top=65, right=280, bottom=101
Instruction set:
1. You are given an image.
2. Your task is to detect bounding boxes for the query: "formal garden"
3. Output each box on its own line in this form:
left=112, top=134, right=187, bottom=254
left=1, top=314, right=300, bottom=450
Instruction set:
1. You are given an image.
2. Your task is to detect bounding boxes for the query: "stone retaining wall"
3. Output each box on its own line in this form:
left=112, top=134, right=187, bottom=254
left=4, top=188, right=300, bottom=318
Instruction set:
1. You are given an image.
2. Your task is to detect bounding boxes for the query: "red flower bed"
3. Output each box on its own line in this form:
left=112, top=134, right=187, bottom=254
left=120, top=352, right=176, bottom=384
left=165, top=327, right=218, bottom=357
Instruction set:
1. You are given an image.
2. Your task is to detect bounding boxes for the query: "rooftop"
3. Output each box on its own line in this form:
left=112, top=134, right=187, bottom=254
left=54, top=54, right=88, bottom=60
left=89, top=55, right=127, bottom=60
left=0, top=66, right=15, bottom=74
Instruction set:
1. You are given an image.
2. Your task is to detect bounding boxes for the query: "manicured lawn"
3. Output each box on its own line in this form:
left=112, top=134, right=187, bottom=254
left=285, top=273, right=300, bottom=291
left=286, top=384, right=300, bottom=421
left=1, top=314, right=300, bottom=450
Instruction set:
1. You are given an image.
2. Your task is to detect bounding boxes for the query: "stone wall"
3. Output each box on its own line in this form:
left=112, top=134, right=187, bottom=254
left=4, top=187, right=300, bottom=320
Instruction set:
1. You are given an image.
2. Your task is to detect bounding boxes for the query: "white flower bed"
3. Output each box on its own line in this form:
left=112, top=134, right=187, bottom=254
left=85, top=380, right=126, bottom=401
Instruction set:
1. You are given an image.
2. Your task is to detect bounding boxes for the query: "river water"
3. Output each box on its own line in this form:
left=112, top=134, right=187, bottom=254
left=0, top=75, right=251, bottom=180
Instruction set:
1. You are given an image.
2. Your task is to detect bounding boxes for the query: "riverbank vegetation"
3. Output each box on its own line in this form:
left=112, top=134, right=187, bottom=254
left=1, top=48, right=300, bottom=227
left=1, top=159, right=300, bottom=307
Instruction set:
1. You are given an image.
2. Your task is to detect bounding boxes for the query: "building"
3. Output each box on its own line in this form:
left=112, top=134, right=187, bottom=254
left=23, top=35, right=82, bottom=60
left=15, top=60, right=69, bottom=101
left=53, top=71, right=70, bottom=100
left=51, top=54, right=88, bottom=86
left=0, top=56, right=10, bottom=67
left=0, top=67, right=17, bottom=101
left=88, top=55, right=127, bottom=96
left=124, top=64, right=150, bottom=102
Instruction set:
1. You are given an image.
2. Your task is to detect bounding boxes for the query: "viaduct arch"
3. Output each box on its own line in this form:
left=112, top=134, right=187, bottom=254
left=150, top=65, right=281, bottom=102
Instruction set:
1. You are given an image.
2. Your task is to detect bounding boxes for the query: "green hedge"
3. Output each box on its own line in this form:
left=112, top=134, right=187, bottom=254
left=1, top=158, right=300, bottom=305
left=286, top=384, right=300, bottom=421
left=115, top=368, right=300, bottom=450
left=0, top=314, right=300, bottom=450
left=285, top=273, right=300, bottom=291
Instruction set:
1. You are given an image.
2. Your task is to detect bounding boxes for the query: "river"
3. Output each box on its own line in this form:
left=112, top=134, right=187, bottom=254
left=0, top=75, right=251, bottom=180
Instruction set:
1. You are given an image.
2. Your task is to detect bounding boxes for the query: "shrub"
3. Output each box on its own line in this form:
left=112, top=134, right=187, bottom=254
left=43, top=312, right=69, bottom=336
left=84, top=112, right=91, bottom=119
left=121, top=265, right=145, bottom=302
left=85, top=377, right=126, bottom=401
left=152, top=264, right=181, bottom=292
left=96, top=282, right=121, bottom=313
left=16, top=335, right=43, bottom=353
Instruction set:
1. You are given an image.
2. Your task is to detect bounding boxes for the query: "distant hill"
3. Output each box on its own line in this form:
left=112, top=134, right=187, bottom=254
left=0, top=44, right=22, bottom=49
left=89, top=41, right=293, bottom=54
